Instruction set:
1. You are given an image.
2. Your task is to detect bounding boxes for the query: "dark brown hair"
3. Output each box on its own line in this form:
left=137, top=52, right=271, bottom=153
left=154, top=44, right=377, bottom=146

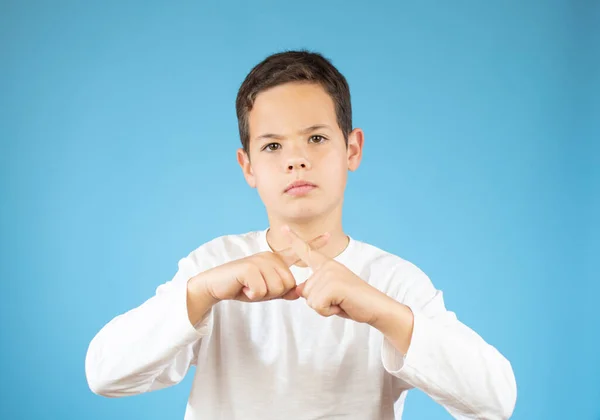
left=235, top=49, right=352, bottom=155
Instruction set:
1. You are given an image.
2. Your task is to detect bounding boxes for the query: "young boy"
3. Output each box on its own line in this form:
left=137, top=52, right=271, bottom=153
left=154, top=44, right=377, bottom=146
left=85, top=50, right=517, bottom=419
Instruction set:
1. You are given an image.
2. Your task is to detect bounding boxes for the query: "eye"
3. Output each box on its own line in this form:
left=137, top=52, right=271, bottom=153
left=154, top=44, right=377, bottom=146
left=262, top=142, right=281, bottom=152
left=309, top=135, right=327, bottom=144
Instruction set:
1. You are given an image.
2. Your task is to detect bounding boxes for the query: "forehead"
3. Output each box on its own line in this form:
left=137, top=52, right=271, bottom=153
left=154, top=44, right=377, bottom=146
left=248, top=82, right=337, bottom=141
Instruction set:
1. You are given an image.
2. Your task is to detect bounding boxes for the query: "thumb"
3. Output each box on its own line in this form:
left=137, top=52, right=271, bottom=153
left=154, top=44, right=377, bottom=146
left=281, top=288, right=301, bottom=300
left=294, top=282, right=306, bottom=298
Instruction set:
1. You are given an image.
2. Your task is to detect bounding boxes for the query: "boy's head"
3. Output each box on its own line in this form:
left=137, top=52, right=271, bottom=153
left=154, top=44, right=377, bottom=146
left=235, top=50, right=363, bottom=225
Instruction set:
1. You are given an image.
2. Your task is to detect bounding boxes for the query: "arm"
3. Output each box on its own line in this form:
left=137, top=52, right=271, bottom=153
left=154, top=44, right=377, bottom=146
left=279, top=228, right=517, bottom=418
left=372, top=265, right=517, bottom=419
left=84, top=255, right=216, bottom=397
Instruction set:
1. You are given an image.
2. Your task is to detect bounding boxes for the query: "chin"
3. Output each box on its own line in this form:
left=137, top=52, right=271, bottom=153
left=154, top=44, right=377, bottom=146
left=279, top=206, right=323, bottom=223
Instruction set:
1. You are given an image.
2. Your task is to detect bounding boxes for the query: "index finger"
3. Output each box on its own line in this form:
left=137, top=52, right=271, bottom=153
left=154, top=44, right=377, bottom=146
left=281, top=225, right=328, bottom=270
left=275, top=232, right=330, bottom=266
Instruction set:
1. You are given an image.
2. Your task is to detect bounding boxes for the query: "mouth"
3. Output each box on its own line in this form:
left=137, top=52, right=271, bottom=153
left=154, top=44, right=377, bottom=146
left=284, top=180, right=317, bottom=196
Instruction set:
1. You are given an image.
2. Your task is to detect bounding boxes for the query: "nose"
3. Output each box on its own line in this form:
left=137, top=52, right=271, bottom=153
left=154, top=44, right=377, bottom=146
left=285, top=152, right=312, bottom=172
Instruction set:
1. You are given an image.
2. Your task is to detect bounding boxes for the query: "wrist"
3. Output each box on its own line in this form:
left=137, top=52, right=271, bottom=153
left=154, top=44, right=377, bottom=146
left=187, top=272, right=221, bottom=306
left=186, top=273, right=220, bottom=326
left=371, top=295, right=413, bottom=336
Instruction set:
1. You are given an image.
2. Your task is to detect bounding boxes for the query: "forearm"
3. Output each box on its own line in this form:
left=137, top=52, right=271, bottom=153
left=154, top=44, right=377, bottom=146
left=370, top=296, right=414, bottom=355
left=86, top=275, right=212, bottom=397
left=373, top=297, right=516, bottom=419
left=186, top=272, right=220, bottom=326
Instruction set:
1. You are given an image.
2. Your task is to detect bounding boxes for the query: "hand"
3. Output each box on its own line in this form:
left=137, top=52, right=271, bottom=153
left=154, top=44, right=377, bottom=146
left=200, top=232, right=330, bottom=303
left=283, top=226, right=391, bottom=325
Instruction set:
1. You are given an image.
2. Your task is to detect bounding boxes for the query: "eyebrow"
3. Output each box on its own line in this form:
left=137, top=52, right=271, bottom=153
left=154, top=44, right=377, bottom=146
left=255, top=124, right=332, bottom=142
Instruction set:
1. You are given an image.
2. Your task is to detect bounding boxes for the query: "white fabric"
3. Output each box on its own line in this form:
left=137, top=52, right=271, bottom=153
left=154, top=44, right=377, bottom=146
left=85, top=229, right=517, bottom=419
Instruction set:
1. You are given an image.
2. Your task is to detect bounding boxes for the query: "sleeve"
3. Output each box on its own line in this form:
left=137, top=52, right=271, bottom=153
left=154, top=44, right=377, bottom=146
left=380, top=263, right=517, bottom=419
left=84, top=252, right=213, bottom=398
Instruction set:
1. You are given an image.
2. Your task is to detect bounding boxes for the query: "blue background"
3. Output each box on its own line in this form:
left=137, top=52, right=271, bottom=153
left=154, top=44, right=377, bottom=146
left=1, top=1, right=598, bottom=418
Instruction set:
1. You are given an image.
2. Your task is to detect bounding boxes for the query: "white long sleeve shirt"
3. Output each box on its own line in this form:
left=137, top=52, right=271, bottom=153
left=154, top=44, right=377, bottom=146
left=85, top=228, right=517, bottom=419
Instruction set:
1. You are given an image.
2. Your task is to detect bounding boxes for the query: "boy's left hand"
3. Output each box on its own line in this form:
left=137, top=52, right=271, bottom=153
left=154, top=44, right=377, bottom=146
left=283, top=226, right=393, bottom=326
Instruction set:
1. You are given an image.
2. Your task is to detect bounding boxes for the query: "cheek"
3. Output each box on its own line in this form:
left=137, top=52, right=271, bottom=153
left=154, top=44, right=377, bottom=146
left=253, top=161, right=281, bottom=192
left=319, top=149, right=347, bottom=181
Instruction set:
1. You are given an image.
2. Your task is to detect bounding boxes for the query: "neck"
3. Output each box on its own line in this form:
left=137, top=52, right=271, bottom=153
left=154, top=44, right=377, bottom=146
left=265, top=206, right=349, bottom=266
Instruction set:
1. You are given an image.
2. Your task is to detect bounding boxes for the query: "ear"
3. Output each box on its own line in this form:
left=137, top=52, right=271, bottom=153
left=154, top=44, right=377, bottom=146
left=346, top=128, right=364, bottom=172
left=237, top=148, right=256, bottom=188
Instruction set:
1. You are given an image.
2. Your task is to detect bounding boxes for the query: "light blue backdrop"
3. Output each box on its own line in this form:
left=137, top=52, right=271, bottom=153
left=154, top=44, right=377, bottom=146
left=1, top=1, right=598, bottom=419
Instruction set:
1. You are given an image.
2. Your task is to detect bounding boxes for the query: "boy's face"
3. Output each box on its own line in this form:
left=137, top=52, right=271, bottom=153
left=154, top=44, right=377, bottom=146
left=237, top=82, right=363, bottom=224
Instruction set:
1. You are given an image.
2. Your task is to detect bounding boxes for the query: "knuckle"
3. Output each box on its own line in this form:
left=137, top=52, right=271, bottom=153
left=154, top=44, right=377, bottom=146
left=270, top=283, right=285, bottom=296
left=312, top=298, right=325, bottom=309
left=253, top=252, right=268, bottom=262
left=323, top=260, right=335, bottom=271
left=255, top=253, right=269, bottom=263
left=245, top=260, right=260, bottom=274
left=317, top=307, right=331, bottom=317
left=248, top=265, right=260, bottom=279
left=284, top=272, right=296, bottom=286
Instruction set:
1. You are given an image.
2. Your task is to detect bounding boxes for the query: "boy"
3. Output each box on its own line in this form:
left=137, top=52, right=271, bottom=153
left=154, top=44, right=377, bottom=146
left=85, top=50, right=517, bottom=419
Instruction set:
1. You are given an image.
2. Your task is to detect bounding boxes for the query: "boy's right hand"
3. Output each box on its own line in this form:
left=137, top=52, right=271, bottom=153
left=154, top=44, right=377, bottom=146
left=190, top=233, right=329, bottom=305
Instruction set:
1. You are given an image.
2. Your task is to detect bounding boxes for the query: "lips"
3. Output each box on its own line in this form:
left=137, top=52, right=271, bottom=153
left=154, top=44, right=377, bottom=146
left=284, top=180, right=317, bottom=195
